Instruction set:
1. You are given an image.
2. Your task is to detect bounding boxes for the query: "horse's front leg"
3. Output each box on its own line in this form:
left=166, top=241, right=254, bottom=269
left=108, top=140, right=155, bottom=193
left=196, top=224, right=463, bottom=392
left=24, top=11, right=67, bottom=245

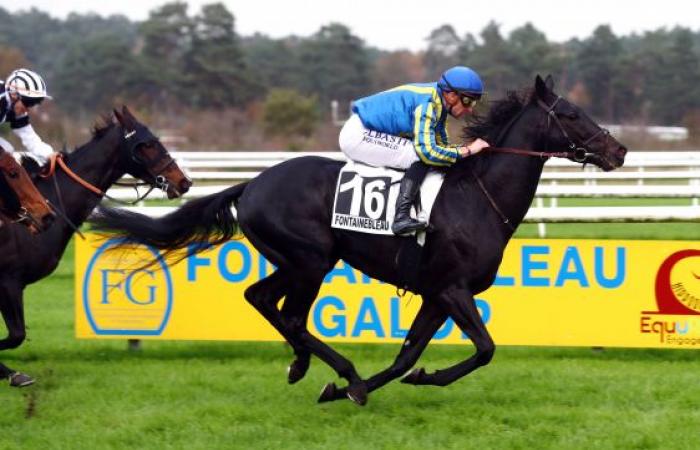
left=401, top=284, right=495, bottom=387
left=0, top=280, right=34, bottom=387
left=319, top=299, right=447, bottom=403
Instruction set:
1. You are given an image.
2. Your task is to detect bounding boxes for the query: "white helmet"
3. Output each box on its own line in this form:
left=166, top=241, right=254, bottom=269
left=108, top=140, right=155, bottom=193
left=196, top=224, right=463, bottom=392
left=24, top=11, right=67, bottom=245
left=5, top=68, right=51, bottom=99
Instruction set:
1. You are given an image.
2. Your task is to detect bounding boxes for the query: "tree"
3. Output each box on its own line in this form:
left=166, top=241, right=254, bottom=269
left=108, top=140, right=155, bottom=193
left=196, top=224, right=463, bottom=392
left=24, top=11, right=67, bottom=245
left=184, top=3, right=256, bottom=108
left=508, top=23, right=561, bottom=83
left=298, top=23, right=371, bottom=107
left=262, top=88, right=319, bottom=149
left=53, top=33, right=138, bottom=112
left=0, top=45, right=30, bottom=80
left=139, top=1, right=193, bottom=103
left=372, top=50, right=426, bottom=90
left=657, top=28, right=700, bottom=124
left=423, top=25, right=461, bottom=80
left=574, top=25, right=622, bottom=122
left=243, top=34, right=304, bottom=92
left=463, top=22, right=519, bottom=97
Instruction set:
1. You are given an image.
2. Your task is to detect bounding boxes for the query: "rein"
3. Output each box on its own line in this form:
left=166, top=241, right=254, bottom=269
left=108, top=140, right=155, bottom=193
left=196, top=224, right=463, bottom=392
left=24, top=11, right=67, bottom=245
left=40, top=144, right=168, bottom=206
left=42, top=153, right=156, bottom=204
left=469, top=95, right=609, bottom=230
left=481, top=96, right=608, bottom=162
left=484, top=146, right=588, bottom=161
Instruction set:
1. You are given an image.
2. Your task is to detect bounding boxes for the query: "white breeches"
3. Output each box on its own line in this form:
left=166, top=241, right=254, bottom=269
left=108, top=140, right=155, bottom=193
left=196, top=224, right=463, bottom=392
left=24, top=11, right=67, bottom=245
left=338, top=114, right=419, bottom=170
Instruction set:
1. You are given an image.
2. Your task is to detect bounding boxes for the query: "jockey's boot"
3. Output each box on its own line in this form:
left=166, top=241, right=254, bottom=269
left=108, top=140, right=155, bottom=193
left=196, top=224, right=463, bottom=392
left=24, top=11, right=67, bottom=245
left=391, top=161, right=429, bottom=236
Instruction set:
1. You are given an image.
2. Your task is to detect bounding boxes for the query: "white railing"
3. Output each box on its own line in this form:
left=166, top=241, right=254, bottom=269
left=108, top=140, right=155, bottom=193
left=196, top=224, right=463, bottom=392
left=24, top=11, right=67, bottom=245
left=103, top=151, right=700, bottom=230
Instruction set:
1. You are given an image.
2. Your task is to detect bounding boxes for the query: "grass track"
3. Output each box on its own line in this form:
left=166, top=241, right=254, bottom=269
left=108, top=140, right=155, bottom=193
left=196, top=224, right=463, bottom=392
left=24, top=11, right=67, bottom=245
left=3, top=219, right=700, bottom=449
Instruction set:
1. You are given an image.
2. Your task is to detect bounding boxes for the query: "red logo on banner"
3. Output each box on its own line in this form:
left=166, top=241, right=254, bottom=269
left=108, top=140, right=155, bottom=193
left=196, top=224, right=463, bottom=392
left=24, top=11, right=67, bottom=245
left=651, top=249, right=700, bottom=315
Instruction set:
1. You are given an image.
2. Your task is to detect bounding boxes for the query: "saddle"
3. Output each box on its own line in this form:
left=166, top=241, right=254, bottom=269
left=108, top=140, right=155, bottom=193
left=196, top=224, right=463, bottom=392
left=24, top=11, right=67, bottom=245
left=331, top=161, right=447, bottom=294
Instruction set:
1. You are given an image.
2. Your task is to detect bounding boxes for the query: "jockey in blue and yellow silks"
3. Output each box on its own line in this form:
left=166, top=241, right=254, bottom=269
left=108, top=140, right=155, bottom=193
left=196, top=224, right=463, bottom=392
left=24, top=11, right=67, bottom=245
left=339, top=66, right=491, bottom=236
left=352, top=83, right=459, bottom=167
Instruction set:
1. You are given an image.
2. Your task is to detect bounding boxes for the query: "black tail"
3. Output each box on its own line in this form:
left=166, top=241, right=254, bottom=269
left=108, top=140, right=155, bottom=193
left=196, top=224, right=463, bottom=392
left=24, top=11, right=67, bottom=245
left=91, top=183, right=248, bottom=254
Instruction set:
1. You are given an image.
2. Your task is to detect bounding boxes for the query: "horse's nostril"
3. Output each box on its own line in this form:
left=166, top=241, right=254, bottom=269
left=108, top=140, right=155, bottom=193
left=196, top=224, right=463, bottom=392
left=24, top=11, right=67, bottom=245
left=180, top=178, right=192, bottom=192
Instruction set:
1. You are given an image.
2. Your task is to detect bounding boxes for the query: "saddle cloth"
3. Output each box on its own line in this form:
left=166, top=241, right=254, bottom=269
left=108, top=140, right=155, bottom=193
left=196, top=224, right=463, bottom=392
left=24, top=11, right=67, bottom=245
left=331, top=160, right=444, bottom=236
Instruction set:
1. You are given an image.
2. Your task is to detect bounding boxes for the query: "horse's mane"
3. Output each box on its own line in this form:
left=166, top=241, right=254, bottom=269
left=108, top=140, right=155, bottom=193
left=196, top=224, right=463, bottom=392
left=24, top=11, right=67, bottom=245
left=92, top=114, right=116, bottom=140
left=19, top=113, right=117, bottom=179
left=67, top=114, right=117, bottom=159
left=463, top=89, right=532, bottom=144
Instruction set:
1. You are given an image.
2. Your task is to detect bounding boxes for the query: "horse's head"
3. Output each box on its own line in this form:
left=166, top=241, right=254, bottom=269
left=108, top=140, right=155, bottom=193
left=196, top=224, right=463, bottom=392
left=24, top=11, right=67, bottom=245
left=532, top=75, right=626, bottom=171
left=113, top=106, right=192, bottom=198
left=0, top=150, right=54, bottom=234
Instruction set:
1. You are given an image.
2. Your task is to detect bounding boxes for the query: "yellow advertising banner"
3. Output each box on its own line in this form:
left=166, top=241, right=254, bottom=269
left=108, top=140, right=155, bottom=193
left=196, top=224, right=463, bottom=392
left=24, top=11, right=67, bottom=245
left=75, top=234, right=700, bottom=348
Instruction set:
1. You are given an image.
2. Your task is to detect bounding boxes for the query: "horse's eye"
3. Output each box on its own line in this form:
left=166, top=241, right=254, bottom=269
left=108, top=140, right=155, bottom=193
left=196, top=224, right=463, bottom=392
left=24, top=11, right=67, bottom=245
left=567, top=112, right=579, bottom=120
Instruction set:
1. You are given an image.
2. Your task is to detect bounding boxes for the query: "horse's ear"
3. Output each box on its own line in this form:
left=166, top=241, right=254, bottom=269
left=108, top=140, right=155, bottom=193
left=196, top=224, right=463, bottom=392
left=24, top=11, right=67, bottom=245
left=115, top=105, right=136, bottom=129
left=544, top=74, right=555, bottom=90
left=113, top=108, right=125, bottom=126
left=122, top=105, right=137, bottom=122
left=535, top=75, right=549, bottom=98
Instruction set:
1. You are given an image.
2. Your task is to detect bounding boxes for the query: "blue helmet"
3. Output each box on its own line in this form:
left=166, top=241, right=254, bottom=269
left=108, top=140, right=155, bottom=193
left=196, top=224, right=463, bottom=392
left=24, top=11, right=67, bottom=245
left=438, top=66, right=484, bottom=98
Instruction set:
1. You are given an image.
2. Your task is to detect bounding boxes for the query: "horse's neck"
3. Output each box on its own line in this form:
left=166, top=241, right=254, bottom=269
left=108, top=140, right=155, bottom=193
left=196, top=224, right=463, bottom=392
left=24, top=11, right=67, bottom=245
left=40, top=128, right=124, bottom=241
left=480, top=110, right=546, bottom=231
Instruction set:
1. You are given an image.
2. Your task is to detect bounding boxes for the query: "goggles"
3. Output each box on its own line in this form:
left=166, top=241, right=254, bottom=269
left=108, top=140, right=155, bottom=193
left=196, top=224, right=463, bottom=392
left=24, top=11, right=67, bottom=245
left=441, top=77, right=482, bottom=108
left=20, top=96, right=45, bottom=108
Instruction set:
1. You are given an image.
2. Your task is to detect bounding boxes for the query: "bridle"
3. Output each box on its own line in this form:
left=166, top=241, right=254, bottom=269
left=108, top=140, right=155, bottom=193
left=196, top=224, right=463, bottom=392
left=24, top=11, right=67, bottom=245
left=39, top=125, right=179, bottom=237
left=42, top=125, right=177, bottom=204
left=119, top=125, right=179, bottom=194
left=469, top=94, right=611, bottom=232
left=485, top=96, right=610, bottom=163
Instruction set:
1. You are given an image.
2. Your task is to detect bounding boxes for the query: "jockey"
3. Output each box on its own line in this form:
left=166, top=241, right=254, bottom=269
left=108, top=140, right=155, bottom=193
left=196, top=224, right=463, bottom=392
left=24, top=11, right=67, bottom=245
left=339, top=66, right=490, bottom=236
left=0, top=68, right=54, bottom=166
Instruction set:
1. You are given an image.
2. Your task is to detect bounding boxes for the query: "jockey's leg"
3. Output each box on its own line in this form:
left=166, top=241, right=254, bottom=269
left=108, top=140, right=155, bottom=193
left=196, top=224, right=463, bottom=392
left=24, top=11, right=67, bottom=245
left=339, top=114, right=417, bottom=168
left=339, top=114, right=429, bottom=235
left=391, top=161, right=429, bottom=236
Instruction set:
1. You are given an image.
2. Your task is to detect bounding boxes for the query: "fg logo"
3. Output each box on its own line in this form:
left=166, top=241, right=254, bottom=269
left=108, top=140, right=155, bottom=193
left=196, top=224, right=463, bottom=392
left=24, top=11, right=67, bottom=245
left=82, top=238, right=173, bottom=336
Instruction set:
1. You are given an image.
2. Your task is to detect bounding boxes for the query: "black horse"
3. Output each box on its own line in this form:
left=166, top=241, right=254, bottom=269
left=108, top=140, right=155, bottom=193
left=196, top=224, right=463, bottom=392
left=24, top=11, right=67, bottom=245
left=91, top=76, right=626, bottom=405
left=0, top=106, right=192, bottom=387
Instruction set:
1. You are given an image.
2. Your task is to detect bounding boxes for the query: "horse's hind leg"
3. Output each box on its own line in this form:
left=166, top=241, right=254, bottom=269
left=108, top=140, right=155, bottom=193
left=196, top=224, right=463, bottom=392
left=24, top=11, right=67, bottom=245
left=282, top=276, right=370, bottom=405
left=0, top=280, right=34, bottom=387
left=246, top=269, right=367, bottom=404
left=244, top=270, right=310, bottom=382
left=279, top=289, right=315, bottom=384
left=319, top=299, right=447, bottom=402
left=401, top=284, right=495, bottom=387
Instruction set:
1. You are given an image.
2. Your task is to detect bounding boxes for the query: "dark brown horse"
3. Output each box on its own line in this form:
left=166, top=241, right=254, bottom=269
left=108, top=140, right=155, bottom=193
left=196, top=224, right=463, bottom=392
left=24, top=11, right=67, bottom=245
left=91, top=77, right=626, bottom=405
left=0, top=106, right=192, bottom=387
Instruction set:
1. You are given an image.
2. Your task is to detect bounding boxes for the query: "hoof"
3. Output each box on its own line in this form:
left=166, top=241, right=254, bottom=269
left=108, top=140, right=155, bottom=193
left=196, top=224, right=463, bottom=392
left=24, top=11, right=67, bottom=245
left=401, top=367, right=427, bottom=385
left=9, top=372, right=35, bottom=388
left=318, top=382, right=339, bottom=403
left=287, top=358, right=309, bottom=385
left=346, top=383, right=368, bottom=406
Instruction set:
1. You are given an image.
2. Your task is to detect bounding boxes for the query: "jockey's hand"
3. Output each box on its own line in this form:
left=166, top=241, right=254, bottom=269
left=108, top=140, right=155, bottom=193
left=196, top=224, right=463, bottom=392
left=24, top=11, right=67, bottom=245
left=459, top=138, right=491, bottom=157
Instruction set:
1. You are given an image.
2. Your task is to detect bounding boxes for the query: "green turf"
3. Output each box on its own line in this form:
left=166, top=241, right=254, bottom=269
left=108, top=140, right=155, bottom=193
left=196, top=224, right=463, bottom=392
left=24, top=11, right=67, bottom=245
left=3, top=215, right=700, bottom=449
